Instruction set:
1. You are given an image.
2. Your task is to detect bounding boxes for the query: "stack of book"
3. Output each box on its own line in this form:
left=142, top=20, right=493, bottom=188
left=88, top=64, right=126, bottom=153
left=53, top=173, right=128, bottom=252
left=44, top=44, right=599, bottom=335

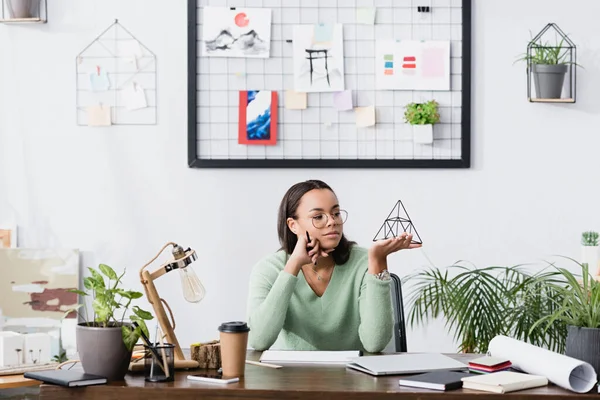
left=468, top=356, right=512, bottom=374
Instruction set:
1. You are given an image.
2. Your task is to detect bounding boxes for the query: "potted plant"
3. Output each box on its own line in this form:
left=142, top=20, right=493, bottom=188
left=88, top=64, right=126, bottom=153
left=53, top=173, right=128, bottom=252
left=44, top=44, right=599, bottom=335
left=581, top=231, right=599, bottom=276
left=531, top=260, right=600, bottom=376
left=403, top=100, right=440, bottom=145
left=405, top=263, right=567, bottom=354
left=67, top=264, right=153, bottom=381
left=516, top=25, right=579, bottom=100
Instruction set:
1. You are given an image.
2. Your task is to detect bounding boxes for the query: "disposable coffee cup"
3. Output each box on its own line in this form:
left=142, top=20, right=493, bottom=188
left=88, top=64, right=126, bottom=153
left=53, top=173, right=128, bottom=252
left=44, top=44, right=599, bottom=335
left=218, top=321, right=250, bottom=378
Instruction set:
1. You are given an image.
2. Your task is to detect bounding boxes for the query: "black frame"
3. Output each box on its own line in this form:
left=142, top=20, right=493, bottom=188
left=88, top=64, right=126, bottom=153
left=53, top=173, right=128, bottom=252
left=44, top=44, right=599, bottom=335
left=187, top=0, right=471, bottom=169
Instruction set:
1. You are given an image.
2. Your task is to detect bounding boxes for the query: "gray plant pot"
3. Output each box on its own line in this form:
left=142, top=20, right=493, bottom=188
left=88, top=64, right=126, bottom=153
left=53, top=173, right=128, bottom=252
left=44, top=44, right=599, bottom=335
left=6, top=0, right=39, bottom=19
left=532, top=64, right=568, bottom=99
left=76, top=323, right=132, bottom=381
left=565, top=325, right=600, bottom=376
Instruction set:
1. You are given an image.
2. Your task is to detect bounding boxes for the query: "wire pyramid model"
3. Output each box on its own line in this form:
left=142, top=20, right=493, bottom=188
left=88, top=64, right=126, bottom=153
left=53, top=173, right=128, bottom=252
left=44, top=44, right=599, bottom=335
left=373, top=200, right=422, bottom=244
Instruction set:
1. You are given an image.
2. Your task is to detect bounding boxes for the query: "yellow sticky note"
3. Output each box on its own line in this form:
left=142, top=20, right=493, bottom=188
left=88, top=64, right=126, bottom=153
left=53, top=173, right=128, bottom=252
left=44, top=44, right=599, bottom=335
left=355, top=106, right=376, bottom=128
left=285, top=90, right=307, bottom=110
left=356, top=7, right=376, bottom=25
left=87, top=105, right=111, bottom=127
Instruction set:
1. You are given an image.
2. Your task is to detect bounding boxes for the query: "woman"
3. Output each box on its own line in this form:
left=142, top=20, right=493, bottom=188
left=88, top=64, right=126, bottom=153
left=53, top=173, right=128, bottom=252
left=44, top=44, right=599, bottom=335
left=246, top=180, right=420, bottom=352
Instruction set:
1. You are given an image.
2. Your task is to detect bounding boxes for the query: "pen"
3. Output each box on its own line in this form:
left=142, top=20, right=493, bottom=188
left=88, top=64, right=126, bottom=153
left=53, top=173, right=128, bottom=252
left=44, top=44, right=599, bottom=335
left=132, top=322, right=167, bottom=374
left=245, top=360, right=282, bottom=369
left=306, top=232, right=316, bottom=265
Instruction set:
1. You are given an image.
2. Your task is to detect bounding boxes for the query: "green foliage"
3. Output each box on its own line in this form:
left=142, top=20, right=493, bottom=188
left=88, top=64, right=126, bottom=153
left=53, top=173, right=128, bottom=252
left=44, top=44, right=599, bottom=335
left=403, top=100, right=440, bottom=125
left=515, top=33, right=580, bottom=67
left=405, top=262, right=568, bottom=354
left=51, top=350, right=67, bottom=363
left=531, top=258, right=600, bottom=331
left=65, top=264, right=153, bottom=351
left=581, top=231, right=599, bottom=246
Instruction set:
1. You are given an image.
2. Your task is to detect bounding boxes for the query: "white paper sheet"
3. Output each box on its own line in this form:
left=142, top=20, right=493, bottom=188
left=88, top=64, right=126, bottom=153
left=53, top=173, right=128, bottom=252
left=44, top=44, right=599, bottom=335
left=488, top=335, right=597, bottom=393
left=259, top=350, right=360, bottom=365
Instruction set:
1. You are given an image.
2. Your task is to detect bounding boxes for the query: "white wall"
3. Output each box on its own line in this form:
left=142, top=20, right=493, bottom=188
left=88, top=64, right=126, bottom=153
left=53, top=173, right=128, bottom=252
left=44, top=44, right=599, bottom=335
left=1, top=0, right=599, bottom=353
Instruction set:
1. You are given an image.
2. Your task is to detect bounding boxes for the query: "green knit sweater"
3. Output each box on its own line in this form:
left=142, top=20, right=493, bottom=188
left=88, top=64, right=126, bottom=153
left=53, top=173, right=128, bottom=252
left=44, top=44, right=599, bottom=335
left=246, top=246, right=394, bottom=353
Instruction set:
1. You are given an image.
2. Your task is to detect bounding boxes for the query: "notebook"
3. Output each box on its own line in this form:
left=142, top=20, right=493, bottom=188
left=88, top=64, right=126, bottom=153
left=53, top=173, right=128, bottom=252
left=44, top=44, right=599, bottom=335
left=461, top=371, right=548, bottom=393
left=468, top=356, right=512, bottom=374
left=398, top=371, right=472, bottom=391
left=259, top=350, right=362, bottom=365
left=346, top=353, right=468, bottom=376
left=23, top=370, right=107, bottom=387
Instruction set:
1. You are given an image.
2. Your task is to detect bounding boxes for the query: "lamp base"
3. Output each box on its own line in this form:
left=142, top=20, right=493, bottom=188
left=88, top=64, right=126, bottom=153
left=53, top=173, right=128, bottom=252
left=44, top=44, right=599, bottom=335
left=129, top=359, right=199, bottom=372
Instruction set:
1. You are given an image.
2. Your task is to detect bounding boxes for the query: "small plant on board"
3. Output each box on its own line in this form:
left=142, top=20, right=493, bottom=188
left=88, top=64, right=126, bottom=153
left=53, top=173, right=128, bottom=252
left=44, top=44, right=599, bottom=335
left=581, top=231, right=599, bottom=247
left=403, top=100, right=440, bottom=125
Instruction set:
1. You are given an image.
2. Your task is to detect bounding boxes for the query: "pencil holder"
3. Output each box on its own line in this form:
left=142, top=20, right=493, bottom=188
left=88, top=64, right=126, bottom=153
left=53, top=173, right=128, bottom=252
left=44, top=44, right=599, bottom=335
left=144, top=343, right=175, bottom=382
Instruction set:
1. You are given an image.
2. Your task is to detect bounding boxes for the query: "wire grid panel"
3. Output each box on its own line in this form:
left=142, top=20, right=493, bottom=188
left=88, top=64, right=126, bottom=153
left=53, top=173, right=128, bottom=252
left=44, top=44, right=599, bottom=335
left=188, top=0, right=470, bottom=168
left=76, top=20, right=157, bottom=126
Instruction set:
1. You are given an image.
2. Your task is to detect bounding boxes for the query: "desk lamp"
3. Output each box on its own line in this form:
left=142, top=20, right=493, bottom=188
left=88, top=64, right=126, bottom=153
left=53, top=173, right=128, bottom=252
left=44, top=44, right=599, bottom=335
left=139, top=242, right=205, bottom=369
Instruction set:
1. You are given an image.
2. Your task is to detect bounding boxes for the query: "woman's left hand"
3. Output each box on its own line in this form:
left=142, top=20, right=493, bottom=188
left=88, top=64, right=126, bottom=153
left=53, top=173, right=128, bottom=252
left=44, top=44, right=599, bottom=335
left=368, top=232, right=421, bottom=261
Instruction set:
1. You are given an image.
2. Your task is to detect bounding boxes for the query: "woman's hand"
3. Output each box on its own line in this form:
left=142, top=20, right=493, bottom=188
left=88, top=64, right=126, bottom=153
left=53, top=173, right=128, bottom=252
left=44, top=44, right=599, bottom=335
left=285, top=232, right=332, bottom=275
left=368, top=233, right=421, bottom=274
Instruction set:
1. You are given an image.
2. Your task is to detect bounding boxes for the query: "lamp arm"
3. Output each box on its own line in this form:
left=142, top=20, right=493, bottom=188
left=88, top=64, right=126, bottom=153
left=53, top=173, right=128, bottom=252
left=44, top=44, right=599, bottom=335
left=139, top=241, right=177, bottom=300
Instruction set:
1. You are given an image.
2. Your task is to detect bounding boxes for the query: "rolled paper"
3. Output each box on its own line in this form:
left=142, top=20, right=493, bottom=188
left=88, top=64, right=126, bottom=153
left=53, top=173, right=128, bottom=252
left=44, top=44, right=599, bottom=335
left=488, top=335, right=597, bottom=393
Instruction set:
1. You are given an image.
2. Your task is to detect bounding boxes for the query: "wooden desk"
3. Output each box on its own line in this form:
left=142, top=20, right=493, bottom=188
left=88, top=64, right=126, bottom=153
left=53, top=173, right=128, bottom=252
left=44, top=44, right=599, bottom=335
left=0, top=374, right=41, bottom=389
left=39, top=352, right=596, bottom=399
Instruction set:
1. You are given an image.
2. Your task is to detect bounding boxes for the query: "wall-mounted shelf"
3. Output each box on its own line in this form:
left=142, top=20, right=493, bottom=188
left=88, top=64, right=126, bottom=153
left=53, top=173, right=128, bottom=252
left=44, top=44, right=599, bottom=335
left=529, top=98, right=575, bottom=103
left=0, top=0, right=47, bottom=24
left=525, top=23, right=577, bottom=104
left=0, top=17, right=44, bottom=23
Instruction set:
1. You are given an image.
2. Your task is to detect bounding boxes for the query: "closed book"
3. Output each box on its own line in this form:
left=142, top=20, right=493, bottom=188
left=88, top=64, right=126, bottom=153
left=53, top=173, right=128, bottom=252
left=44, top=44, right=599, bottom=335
left=468, top=356, right=511, bottom=368
left=468, top=365, right=512, bottom=374
left=461, top=371, right=548, bottom=394
left=399, top=371, right=472, bottom=391
left=24, top=370, right=107, bottom=387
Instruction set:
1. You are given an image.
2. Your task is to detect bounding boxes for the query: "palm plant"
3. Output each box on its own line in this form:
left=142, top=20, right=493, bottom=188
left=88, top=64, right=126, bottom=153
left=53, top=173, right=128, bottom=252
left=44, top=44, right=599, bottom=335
left=532, top=258, right=600, bottom=331
left=404, top=262, right=568, bottom=354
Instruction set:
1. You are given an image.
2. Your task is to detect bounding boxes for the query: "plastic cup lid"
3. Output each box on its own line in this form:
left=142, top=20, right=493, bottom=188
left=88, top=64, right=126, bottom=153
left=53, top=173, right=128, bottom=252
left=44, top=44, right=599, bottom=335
left=218, top=321, right=250, bottom=333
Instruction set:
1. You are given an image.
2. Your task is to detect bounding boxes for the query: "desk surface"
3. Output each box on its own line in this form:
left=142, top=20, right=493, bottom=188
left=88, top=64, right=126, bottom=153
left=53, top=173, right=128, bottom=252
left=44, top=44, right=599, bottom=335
left=39, top=352, right=596, bottom=400
left=0, top=374, right=41, bottom=389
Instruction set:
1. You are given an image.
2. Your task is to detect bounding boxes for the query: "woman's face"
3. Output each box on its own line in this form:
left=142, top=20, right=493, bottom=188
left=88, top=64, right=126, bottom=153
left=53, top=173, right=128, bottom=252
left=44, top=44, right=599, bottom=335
left=288, top=189, right=344, bottom=250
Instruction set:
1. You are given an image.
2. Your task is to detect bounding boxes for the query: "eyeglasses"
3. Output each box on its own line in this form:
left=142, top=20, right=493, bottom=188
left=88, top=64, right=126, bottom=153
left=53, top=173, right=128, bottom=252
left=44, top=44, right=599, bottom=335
left=309, top=210, right=348, bottom=229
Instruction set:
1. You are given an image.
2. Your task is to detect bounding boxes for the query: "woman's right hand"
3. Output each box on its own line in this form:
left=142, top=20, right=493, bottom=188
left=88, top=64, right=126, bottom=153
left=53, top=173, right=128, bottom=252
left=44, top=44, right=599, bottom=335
left=285, top=233, right=331, bottom=275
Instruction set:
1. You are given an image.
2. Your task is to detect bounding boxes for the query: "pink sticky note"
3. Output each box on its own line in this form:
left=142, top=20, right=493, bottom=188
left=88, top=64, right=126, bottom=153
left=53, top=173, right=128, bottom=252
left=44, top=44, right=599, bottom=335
left=333, top=90, right=353, bottom=111
left=422, top=47, right=445, bottom=78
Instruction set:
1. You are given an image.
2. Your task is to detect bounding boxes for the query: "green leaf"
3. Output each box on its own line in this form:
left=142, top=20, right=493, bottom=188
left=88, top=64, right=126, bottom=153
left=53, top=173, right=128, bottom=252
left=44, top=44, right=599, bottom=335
left=132, top=306, right=153, bottom=320
left=88, top=267, right=106, bottom=288
left=83, top=277, right=94, bottom=290
left=130, top=315, right=149, bottom=338
left=62, top=304, right=83, bottom=320
left=121, top=325, right=139, bottom=351
left=93, top=298, right=111, bottom=322
left=68, top=289, right=88, bottom=297
left=99, top=264, right=118, bottom=280
left=116, top=289, right=143, bottom=300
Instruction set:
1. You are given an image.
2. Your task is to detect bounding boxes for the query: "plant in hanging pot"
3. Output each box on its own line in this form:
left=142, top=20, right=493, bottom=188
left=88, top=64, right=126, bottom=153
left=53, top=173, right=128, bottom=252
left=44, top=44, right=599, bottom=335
left=516, top=26, right=580, bottom=100
left=580, top=231, right=599, bottom=276
left=403, top=100, right=440, bottom=145
left=66, top=264, right=153, bottom=381
left=531, top=260, right=600, bottom=376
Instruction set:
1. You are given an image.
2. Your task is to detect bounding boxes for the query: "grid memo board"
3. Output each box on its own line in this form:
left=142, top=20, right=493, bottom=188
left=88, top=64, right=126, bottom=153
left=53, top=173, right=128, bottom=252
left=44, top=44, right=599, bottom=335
left=187, top=0, right=471, bottom=168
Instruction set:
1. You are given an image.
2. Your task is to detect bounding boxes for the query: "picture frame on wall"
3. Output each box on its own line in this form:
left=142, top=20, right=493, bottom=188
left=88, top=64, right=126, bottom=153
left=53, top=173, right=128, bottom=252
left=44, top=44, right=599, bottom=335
left=0, top=225, right=17, bottom=248
left=187, top=0, right=471, bottom=168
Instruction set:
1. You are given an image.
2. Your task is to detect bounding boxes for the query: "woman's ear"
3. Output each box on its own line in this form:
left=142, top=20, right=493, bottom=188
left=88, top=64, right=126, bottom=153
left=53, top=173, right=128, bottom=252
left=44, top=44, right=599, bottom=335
left=287, top=217, right=298, bottom=235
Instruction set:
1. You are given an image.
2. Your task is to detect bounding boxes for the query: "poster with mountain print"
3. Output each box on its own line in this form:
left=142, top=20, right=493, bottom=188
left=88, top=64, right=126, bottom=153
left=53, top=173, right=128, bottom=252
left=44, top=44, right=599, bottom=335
left=202, top=7, right=271, bottom=58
